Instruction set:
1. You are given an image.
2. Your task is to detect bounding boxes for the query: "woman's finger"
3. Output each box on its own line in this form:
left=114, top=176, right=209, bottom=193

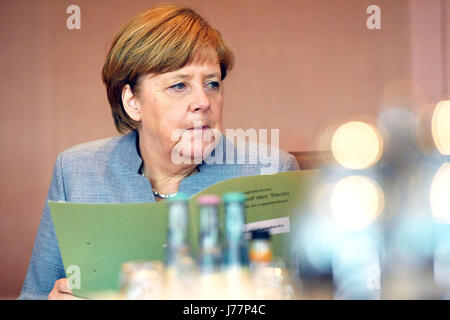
left=56, top=278, right=73, bottom=294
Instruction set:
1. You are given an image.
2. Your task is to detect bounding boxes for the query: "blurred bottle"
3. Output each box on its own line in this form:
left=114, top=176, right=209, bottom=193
left=249, top=229, right=297, bottom=299
left=223, top=192, right=249, bottom=268
left=164, top=193, right=196, bottom=299
left=166, top=193, right=191, bottom=265
left=196, top=195, right=224, bottom=299
left=198, top=195, right=222, bottom=273
left=222, top=192, right=251, bottom=298
left=376, top=107, right=439, bottom=299
left=291, top=213, right=335, bottom=299
left=249, top=229, right=277, bottom=299
left=249, top=229, right=272, bottom=265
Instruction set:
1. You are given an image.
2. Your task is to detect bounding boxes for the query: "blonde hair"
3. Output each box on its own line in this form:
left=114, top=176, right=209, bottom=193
left=102, top=4, right=234, bottom=133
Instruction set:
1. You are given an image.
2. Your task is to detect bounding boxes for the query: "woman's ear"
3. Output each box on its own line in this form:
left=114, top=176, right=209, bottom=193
left=122, top=84, right=141, bottom=122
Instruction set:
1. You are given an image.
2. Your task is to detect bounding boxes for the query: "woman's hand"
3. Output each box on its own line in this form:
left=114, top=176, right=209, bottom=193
left=48, top=278, right=83, bottom=300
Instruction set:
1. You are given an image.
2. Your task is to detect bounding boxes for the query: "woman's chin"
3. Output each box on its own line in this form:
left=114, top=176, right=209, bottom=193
left=171, top=132, right=219, bottom=165
left=184, top=145, right=214, bottom=164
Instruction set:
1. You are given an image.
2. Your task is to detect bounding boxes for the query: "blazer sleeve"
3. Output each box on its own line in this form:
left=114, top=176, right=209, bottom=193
left=281, top=152, right=301, bottom=171
left=18, top=153, right=67, bottom=299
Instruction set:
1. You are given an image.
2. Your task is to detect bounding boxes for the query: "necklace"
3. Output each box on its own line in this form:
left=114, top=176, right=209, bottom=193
left=140, top=171, right=178, bottom=199
left=151, top=188, right=178, bottom=199
left=140, top=166, right=198, bottom=199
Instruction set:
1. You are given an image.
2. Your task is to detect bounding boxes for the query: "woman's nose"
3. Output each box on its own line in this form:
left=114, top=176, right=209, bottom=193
left=190, top=87, right=210, bottom=112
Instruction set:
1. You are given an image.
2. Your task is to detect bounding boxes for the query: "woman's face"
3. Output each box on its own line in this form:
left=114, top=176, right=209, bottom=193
left=127, top=47, right=224, bottom=165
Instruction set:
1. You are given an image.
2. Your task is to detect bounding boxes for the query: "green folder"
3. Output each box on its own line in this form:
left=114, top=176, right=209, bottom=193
left=49, top=169, right=319, bottom=298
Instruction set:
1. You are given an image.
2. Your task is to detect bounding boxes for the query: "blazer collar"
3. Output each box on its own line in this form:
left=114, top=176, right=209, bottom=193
left=113, top=130, right=143, bottom=175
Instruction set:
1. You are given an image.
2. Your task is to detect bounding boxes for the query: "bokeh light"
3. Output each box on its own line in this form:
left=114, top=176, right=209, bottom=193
left=332, top=121, right=383, bottom=169
left=331, top=176, right=384, bottom=230
left=431, top=100, right=450, bottom=155
left=430, top=163, right=450, bottom=223
left=416, top=103, right=437, bottom=155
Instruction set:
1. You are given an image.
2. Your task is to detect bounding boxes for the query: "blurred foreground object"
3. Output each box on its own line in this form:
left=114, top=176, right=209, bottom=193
left=432, top=100, right=450, bottom=155
left=111, top=193, right=298, bottom=300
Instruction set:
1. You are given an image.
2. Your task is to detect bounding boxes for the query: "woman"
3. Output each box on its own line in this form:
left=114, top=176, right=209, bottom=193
left=19, top=4, right=299, bottom=300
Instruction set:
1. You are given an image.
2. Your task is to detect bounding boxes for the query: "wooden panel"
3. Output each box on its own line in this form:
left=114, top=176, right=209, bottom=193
left=290, top=151, right=335, bottom=170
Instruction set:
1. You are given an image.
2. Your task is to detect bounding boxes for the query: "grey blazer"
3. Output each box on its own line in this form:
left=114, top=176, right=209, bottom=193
left=19, top=130, right=299, bottom=299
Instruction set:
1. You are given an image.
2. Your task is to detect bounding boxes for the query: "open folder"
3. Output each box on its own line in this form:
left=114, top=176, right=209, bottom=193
left=49, top=169, right=319, bottom=298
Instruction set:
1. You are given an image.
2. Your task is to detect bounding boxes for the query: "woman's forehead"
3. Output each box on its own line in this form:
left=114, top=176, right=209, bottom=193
left=168, top=61, right=220, bottom=78
left=142, top=47, right=220, bottom=84
left=149, top=61, right=220, bottom=83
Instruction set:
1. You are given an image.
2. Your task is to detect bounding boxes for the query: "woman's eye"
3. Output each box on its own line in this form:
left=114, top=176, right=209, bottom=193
left=207, top=81, right=220, bottom=90
left=170, top=82, right=186, bottom=90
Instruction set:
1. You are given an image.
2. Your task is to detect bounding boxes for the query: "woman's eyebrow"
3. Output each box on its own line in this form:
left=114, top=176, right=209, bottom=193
left=167, top=72, right=221, bottom=81
left=204, top=72, right=221, bottom=79
left=170, top=73, right=192, bottom=80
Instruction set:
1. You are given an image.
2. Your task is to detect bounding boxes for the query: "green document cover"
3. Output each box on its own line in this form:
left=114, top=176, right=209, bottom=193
left=49, top=169, right=319, bottom=298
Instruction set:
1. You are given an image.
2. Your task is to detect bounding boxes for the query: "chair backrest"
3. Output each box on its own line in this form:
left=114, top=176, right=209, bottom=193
left=289, top=151, right=335, bottom=170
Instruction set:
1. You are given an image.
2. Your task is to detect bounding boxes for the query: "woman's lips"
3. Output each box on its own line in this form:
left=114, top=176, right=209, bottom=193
left=187, top=125, right=210, bottom=130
